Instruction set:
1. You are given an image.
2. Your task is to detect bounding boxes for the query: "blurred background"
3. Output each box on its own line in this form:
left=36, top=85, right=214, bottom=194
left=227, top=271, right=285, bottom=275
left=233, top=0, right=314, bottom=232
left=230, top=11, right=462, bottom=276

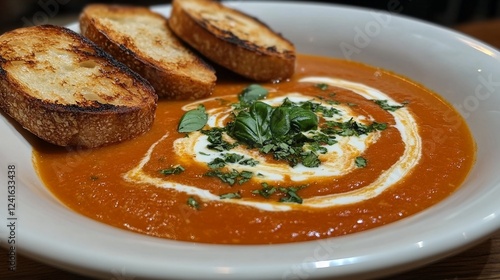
left=0, top=0, right=499, bottom=47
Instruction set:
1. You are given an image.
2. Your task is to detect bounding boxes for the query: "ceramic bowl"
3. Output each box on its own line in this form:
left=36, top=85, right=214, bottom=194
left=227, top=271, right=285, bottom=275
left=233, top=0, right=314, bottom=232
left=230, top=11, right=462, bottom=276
left=1, top=2, right=499, bottom=279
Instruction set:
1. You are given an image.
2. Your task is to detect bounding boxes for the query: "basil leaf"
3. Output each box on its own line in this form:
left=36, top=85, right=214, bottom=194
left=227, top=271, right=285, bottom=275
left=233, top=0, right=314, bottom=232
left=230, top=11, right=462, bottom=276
left=239, top=84, right=269, bottom=104
left=289, top=107, right=318, bottom=131
left=178, top=105, right=208, bottom=133
left=270, top=107, right=291, bottom=138
left=231, top=101, right=273, bottom=147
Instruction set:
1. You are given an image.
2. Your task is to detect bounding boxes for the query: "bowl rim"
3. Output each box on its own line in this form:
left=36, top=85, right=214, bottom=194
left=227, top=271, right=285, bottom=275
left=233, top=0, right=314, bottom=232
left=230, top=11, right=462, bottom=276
left=2, top=1, right=500, bottom=279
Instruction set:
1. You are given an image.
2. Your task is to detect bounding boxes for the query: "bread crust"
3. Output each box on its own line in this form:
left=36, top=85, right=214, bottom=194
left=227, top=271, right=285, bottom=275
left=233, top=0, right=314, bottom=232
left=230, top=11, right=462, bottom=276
left=168, top=0, right=296, bottom=81
left=0, top=25, right=157, bottom=148
left=80, top=4, right=216, bottom=100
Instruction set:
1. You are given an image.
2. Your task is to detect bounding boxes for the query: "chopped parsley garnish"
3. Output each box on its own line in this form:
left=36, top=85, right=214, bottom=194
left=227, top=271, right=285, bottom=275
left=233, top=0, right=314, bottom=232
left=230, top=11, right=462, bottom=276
left=187, top=196, right=200, bottom=209
left=222, top=153, right=244, bottom=163
left=252, top=183, right=307, bottom=204
left=159, top=165, right=185, bottom=175
left=355, top=156, right=368, bottom=168
left=300, top=100, right=341, bottom=117
left=321, top=118, right=387, bottom=137
left=279, top=186, right=306, bottom=204
left=207, top=158, right=227, bottom=169
left=177, top=84, right=390, bottom=190
left=315, top=83, right=329, bottom=90
left=205, top=169, right=253, bottom=186
left=220, top=192, right=242, bottom=199
left=238, top=158, right=259, bottom=166
left=317, top=105, right=341, bottom=117
left=201, top=127, right=238, bottom=152
left=301, top=151, right=321, bottom=168
left=207, top=153, right=259, bottom=170
left=372, top=99, right=407, bottom=111
left=252, top=182, right=277, bottom=198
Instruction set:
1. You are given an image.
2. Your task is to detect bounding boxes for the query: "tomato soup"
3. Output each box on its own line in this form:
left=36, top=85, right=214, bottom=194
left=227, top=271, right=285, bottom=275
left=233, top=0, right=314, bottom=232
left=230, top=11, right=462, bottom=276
left=33, top=55, right=475, bottom=244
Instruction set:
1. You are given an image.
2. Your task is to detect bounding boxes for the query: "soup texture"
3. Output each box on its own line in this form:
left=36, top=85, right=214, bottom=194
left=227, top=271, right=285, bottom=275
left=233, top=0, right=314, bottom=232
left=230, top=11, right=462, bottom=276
left=34, top=55, right=475, bottom=244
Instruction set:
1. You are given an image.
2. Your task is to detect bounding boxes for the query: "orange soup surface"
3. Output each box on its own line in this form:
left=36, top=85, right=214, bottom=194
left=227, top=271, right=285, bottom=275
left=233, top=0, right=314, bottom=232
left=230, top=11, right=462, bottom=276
left=34, top=55, right=475, bottom=244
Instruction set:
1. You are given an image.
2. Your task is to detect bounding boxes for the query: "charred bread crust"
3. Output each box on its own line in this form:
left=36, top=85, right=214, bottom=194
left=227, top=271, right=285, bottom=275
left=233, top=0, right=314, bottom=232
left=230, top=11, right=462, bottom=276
left=79, top=4, right=216, bottom=100
left=168, top=0, right=296, bottom=82
left=0, top=25, right=157, bottom=148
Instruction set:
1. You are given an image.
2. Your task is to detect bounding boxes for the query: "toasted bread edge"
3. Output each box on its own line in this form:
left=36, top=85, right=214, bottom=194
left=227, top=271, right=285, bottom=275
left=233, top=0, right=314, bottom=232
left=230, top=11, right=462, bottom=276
left=0, top=25, right=157, bottom=148
left=80, top=4, right=216, bottom=100
left=168, top=0, right=296, bottom=81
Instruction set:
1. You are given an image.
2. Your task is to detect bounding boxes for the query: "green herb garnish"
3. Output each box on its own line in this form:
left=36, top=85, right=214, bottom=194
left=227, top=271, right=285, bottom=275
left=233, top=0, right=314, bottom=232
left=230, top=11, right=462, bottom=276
left=238, top=84, right=269, bottom=105
left=301, top=151, right=321, bottom=168
left=321, top=118, right=387, bottom=137
left=230, top=101, right=274, bottom=147
left=220, top=192, right=242, bottom=199
left=252, top=182, right=277, bottom=198
left=355, top=156, right=367, bottom=168
left=201, top=127, right=238, bottom=152
left=222, top=153, right=244, bottom=163
left=207, top=153, right=259, bottom=170
left=207, top=158, right=227, bottom=169
left=315, top=83, right=329, bottom=90
left=238, top=158, right=259, bottom=166
left=177, top=84, right=388, bottom=171
left=205, top=169, right=253, bottom=186
left=252, top=183, right=307, bottom=204
left=372, top=100, right=406, bottom=112
left=159, top=165, right=185, bottom=175
left=278, top=186, right=306, bottom=204
left=178, top=105, right=208, bottom=133
left=228, top=98, right=321, bottom=167
left=187, top=196, right=200, bottom=209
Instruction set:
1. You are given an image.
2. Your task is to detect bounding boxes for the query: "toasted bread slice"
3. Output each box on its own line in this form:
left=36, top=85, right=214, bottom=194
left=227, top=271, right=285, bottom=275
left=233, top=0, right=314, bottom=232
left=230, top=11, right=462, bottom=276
left=80, top=4, right=216, bottom=100
left=0, top=25, right=157, bottom=148
left=168, top=0, right=296, bottom=82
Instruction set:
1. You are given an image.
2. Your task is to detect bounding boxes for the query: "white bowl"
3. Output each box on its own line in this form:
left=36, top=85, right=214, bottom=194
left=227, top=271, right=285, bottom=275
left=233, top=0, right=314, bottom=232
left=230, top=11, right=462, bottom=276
left=1, top=2, right=500, bottom=279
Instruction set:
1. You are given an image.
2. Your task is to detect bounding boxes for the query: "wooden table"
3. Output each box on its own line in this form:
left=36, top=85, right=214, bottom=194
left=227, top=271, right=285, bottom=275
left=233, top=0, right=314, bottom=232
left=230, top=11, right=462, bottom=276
left=1, top=16, right=499, bottom=280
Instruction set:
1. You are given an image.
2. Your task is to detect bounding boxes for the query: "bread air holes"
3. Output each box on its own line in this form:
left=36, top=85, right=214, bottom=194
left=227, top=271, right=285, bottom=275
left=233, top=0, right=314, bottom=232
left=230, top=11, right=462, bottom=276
left=79, top=87, right=102, bottom=102
left=79, top=60, right=98, bottom=69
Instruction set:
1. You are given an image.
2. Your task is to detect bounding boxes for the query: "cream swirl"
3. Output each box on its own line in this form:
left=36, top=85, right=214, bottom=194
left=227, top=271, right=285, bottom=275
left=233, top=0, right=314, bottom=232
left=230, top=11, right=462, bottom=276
left=123, top=77, right=422, bottom=211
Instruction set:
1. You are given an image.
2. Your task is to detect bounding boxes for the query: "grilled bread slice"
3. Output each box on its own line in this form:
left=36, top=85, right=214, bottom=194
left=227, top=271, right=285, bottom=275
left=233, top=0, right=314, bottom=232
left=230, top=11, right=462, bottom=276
left=168, top=0, right=296, bottom=82
left=80, top=4, right=216, bottom=100
left=0, top=25, right=157, bottom=148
